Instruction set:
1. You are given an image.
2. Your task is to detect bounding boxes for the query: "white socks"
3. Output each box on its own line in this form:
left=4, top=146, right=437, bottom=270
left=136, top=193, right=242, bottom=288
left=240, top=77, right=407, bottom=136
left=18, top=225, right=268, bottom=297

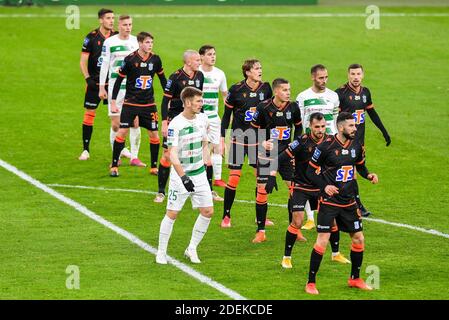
left=157, top=215, right=175, bottom=255
left=211, top=153, right=222, bottom=180
left=110, top=127, right=118, bottom=150
left=305, top=201, right=314, bottom=221
left=129, top=127, right=141, bottom=160
left=188, top=215, right=211, bottom=250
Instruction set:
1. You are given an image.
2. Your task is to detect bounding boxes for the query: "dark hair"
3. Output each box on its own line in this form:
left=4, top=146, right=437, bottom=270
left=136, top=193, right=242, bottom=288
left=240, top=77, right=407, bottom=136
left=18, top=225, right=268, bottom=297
left=337, top=112, right=354, bottom=125
left=272, top=78, right=289, bottom=89
left=199, top=45, right=215, bottom=55
left=137, top=32, right=153, bottom=43
left=309, top=112, right=325, bottom=123
left=181, top=87, right=203, bottom=104
left=119, top=15, right=131, bottom=21
left=98, top=8, right=113, bottom=19
left=311, top=64, right=326, bottom=75
left=348, top=63, right=364, bottom=72
left=242, top=59, right=260, bottom=79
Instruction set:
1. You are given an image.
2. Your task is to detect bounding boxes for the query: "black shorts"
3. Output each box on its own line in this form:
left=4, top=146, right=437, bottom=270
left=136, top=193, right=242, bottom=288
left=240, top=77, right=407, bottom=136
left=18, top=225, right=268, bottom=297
left=228, top=141, right=257, bottom=170
left=290, top=187, right=319, bottom=212
left=119, top=105, right=159, bottom=131
left=256, top=157, right=293, bottom=183
left=316, top=200, right=363, bottom=233
left=83, top=85, right=107, bottom=109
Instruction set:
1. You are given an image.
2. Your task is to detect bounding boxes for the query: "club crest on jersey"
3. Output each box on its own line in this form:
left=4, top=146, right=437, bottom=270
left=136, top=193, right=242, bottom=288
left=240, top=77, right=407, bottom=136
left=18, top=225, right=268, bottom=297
left=336, top=165, right=354, bottom=182
left=195, top=79, right=200, bottom=87
left=286, top=111, right=291, bottom=120
left=259, top=93, right=265, bottom=100
left=270, top=127, right=290, bottom=140
left=244, top=107, right=257, bottom=122
left=312, top=148, right=321, bottom=161
left=352, top=110, right=365, bottom=124
left=363, top=95, right=367, bottom=103
left=148, top=63, right=153, bottom=71
left=135, top=76, right=153, bottom=89
left=351, top=149, right=356, bottom=158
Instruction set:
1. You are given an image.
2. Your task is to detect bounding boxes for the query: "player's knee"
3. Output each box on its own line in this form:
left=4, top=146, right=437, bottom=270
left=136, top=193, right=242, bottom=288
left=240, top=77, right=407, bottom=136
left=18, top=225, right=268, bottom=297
left=256, top=186, right=268, bottom=205
left=316, top=233, right=330, bottom=249
left=149, top=136, right=160, bottom=144
left=82, top=110, right=96, bottom=126
left=291, top=211, right=304, bottom=228
left=227, top=170, right=241, bottom=189
left=351, top=232, right=365, bottom=245
left=111, top=124, right=120, bottom=132
left=160, top=156, right=171, bottom=168
left=200, top=207, right=214, bottom=218
left=166, top=211, right=178, bottom=220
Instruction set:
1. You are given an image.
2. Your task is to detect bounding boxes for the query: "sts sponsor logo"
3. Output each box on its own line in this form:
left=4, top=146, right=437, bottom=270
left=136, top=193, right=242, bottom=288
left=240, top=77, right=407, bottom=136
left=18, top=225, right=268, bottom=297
left=270, top=127, right=291, bottom=140
left=352, top=110, right=365, bottom=124
left=244, top=107, right=257, bottom=121
left=135, top=76, right=153, bottom=89
left=336, top=165, right=354, bottom=182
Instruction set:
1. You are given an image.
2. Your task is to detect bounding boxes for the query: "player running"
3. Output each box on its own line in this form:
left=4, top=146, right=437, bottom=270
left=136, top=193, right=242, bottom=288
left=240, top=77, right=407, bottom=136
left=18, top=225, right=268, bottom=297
left=108, top=32, right=167, bottom=177
left=156, top=87, right=213, bottom=265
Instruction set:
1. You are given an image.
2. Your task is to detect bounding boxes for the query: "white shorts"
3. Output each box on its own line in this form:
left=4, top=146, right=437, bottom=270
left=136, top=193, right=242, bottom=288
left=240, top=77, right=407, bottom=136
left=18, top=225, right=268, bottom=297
left=166, top=171, right=213, bottom=212
left=107, top=80, right=125, bottom=117
left=207, top=116, right=221, bottom=145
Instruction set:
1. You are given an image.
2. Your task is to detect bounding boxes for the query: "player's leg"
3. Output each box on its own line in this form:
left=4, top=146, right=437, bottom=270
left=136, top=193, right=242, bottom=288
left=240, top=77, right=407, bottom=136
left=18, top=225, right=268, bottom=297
left=108, top=84, right=131, bottom=159
left=80, top=85, right=101, bottom=160
left=330, top=220, right=350, bottom=264
left=110, top=106, right=135, bottom=177
left=302, top=201, right=316, bottom=230
left=156, top=178, right=189, bottom=264
left=148, top=107, right=160, bottom=175
left=209, top=118, right=226, bottom=187
left=305, top=202, right=335, bottom=295
left=138, top=107, right=159, bottom=171
left=154, top=141, right=171, bottom=203
left=253, top=181, right=268, bottom=243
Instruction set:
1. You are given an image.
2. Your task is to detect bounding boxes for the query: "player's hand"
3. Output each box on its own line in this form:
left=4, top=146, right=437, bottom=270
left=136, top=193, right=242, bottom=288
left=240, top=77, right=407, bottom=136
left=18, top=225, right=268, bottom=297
left=265, top=175, right=278, bottom=194
left=85, top=76, right=97, bottom=90
left=367, top=173, right=379, bottom=184
left=181, top=175, right=195, bottom=192
left=110, top=100, right=119, bottom=114
left=98, top=87, right=108, bottom=100
left=262, top=139, right=274, bottom=151
left=162, top=120, right=168, bottom=138
left=324, top=185, right=339, bottom=197
left=384, top=134, right=391, bottom=147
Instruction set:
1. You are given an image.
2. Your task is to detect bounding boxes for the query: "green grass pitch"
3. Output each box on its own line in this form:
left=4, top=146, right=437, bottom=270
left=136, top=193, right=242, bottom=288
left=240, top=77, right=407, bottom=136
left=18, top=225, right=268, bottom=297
left=0, top=4, right=449, bottom=300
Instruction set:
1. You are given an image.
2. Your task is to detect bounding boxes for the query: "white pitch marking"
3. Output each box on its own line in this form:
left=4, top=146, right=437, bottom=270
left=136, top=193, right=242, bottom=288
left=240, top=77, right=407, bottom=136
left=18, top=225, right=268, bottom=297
left=0, top=159, right=247, bottom=300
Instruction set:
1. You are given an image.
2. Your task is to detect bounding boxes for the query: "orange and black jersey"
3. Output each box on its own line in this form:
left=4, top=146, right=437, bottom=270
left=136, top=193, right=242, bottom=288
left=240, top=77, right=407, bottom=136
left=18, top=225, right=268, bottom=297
left=81, top=28, right=117, bottom=82
left=279, top=133, right=328, bottom=190
left=221, top=80, right=272, bottom=137
left=112, top=51, right=166, bottom=106
left=307, top=135, right=370, bottom=206
left=335, top=83, right=373, bottom=144
left=251, top=99, right=302, bottom=153
left=161, top=68, right=204, bottom=120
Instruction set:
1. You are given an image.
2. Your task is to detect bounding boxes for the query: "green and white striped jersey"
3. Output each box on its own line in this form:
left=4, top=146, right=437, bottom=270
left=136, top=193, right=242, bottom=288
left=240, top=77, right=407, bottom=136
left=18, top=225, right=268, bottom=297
left=167, top=113, right=209, bottom=178
left=199, top=66, right=227, bottom=119
left=99, top=34, right=138, bottom=88
left=296, top=87, right=340, bottom=135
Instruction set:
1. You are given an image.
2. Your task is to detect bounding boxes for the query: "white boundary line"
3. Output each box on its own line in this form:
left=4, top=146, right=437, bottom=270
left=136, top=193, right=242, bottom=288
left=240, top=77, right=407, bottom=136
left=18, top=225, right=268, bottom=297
left=0, top=159, right=247, bottom=300
left=1, top=13, right=449, bottom=18
left=47, top=183, right=449, bottom=240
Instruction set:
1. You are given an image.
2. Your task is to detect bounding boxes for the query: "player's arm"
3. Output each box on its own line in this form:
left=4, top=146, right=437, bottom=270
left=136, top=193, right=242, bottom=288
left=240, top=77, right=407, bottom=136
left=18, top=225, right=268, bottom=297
left=80, top=35, right=96, bottom=90
left=99, top=40, right=110, bottom=99
left=202, top=137, right=211, bottom=165
left=161, top=75, right=175, bottom=137
left=367, top=108, right=390, bottom=146
left=355, top=147, right=378, bottom=184
left=220, top=71, right=229, bottom=104
left=155, top=56, right=168, bottom=89
left=169, top=146, right=195, bottom=192
left=306, top=147, right=338, bottom=196
left=333, top=93, right=340, bottom=130
left=296, top=94, right=305, bottom=134
left=293, top=102, right=303, bottom=139
left=221, top=88, right=234, bottom=137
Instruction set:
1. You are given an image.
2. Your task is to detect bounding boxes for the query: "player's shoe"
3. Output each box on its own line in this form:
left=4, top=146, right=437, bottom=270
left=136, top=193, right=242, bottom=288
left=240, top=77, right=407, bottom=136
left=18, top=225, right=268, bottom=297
left=130, top=158, right=147, bottom=167
left=252, top=231, right=266, bottom=243
left=155, top=251, right=167, bottom=265
left=213, top=179, right=227, bottom=188
left=221, top=216, right=231, bottom=228
left=153, top=193, right=165, bottom=203
left=78, top=150, right=90, bottom=161
left=120, top=147, right=132, bottom=159
left=281, top=256, right=292, bottom=269
left=184, top=247, right=201, bottom=264
left=305, top=282, right=319, bottom=295
left=348, top=278, right=373, bottom=291
left=211, top=191, right=224, bottom=201
left=109, top=167, right=119, bottom=177
left=359, top=205, right=372, bottom=217
left=149, top=167, right=158, bottom=175
left=296, top=230, right=307, bottom=242
left=301, top=220, right=316, bottom=230
left=332, top=253, right=351, bottom=264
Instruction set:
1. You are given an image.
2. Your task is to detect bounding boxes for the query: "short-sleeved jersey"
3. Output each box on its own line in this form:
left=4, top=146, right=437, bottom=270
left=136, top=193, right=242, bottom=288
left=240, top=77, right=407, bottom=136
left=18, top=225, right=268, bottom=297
left=117, top=50, right=164, bottom=106
left=81, top=28, right=117, bottom=81
left=164, top=69, right=204, bottom=119
left=296, top=87, right=340, bottom=135
left=225, top=80, right=272, bottom=134
left=335, top=83, right=374, bottom=144
left=309, top=135, right=366, bottom=206
left=199, top=66, right=227, bottom=120
left=285, top=134, right=328, bottom=189
left=167, top=113, right=208, bottom=178
left=99, top=34, right=139, bottom=86
left=251, top=99, right=302, bottom=153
